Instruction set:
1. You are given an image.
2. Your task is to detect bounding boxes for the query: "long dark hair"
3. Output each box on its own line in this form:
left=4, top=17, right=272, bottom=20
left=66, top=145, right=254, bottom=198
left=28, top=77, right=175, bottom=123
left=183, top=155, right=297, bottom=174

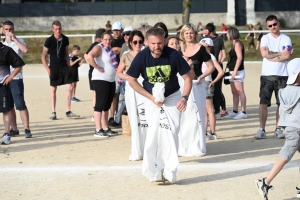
left=154, top=22, right=168, bottom=38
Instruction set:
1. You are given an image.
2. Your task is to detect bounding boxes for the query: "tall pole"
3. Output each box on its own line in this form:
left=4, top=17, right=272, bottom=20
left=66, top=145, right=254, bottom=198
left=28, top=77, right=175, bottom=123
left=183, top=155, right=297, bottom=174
left=182, top=0, right=192, bottom=24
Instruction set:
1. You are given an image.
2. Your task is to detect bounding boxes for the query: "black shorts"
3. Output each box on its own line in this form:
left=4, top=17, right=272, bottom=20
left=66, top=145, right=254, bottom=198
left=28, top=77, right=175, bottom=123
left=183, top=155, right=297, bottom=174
left=88, top=68, right=94, bottom=90
left=259, top=76, right=288, bottom=107
left=0, top=83, right=14, bottom=113
left=258, top=34, right=263, bottom=42
left=93, top=80, right=115, bottom=112
left=71, top=66, right=79, bottom=82
left=50, top=65, right=74, bottom=86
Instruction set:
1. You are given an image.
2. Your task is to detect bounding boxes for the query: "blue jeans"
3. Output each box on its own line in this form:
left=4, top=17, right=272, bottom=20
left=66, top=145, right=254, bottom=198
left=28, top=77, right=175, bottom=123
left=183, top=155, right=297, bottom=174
left=9, top=79, right=27, bottom=110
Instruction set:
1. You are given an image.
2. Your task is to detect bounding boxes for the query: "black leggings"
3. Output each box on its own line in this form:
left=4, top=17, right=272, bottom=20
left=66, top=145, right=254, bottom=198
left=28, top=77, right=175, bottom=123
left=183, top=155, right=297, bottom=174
left=93, top=80, right=115, bottom=112
left=212, top=63, right=226, bottom=114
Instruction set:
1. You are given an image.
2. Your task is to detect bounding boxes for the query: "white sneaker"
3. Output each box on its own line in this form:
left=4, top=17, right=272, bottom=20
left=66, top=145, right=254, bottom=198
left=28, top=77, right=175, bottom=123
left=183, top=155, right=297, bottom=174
left=274, top=129, right=285, bottom=139
left=233, top=112, right=247, bottom=119
left=207, top=132, right=218, bottom=140
left=254, top=129, right=266, bottom=139
left=1, top=133, right=11, bottom=145
left=215, top=113, right=221, bottom=120
left=224, top=111, right=237, bottom=119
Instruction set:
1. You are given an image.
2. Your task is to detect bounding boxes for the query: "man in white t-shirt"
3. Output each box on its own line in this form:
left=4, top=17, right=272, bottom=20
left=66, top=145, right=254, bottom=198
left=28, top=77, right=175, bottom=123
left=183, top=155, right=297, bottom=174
left=254, top=15, right=292, bottom=139
left=2, top=20, right=32, bottom=138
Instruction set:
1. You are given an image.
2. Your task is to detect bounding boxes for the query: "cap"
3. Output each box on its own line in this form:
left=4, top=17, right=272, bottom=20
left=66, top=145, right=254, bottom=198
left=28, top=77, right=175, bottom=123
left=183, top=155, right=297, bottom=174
left=122, top=26, right=134, bottom=35
left=112, top=21, right=122, bottom=30
left=287, top=58, right=300, bottom=85
left=200, top=38, right=214, bottom=46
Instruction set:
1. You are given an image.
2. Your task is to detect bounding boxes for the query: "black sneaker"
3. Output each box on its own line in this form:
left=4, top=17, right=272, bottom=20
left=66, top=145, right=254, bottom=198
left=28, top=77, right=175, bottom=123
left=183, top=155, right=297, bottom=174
left=9, top=129, right=19, bottom=137
left=255, top=178, right=273, bottom=200
left=108, top=118, right=121, bottom=128
left=296, top=187, right=300, bottom=198
left=103, top=127, right=118, bottom=136
left=25, top=129, right=32, bottom=138
left=94, top=129, right=109, bottom=138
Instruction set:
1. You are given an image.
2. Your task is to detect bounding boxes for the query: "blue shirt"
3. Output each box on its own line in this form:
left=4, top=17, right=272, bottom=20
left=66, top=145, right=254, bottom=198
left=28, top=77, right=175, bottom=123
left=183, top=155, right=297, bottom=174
left=127, top=46, right=191, bottom=97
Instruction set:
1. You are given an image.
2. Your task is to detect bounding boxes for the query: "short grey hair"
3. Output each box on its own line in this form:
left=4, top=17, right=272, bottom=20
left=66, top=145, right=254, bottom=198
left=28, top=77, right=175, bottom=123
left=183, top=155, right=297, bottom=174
left=227, top=27, right=240, bottom=40
left=145, top=27, right=165, bottom=39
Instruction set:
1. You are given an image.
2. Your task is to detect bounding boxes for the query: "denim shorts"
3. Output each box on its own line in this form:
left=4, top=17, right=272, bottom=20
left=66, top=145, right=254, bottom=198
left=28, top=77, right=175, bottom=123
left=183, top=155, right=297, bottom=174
left=279, top=127, right=300, bottom=162
left=259, top=76, right=288, bottom=107
left=205, top=81, right=214, bottom=99
left=9, top=79, right=27, bottom=110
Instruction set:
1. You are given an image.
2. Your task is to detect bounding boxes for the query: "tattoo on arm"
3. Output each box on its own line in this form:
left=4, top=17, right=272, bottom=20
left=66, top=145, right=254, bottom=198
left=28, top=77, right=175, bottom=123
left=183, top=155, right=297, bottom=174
left=268, top=51, right=278, bottom=55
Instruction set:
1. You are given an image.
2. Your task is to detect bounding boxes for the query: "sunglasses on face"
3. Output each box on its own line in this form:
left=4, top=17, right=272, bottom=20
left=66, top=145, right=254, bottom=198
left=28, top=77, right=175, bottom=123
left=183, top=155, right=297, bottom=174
left=132, top=40, right=143, bottom=45
left=124, top=33, right=130, bottom=36
left=267, top=23, right=277, bottom=28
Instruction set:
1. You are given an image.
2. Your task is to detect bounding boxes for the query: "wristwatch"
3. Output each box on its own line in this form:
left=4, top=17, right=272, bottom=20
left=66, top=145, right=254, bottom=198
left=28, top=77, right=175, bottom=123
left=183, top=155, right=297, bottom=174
left=182, top=95, right=189, bottom=101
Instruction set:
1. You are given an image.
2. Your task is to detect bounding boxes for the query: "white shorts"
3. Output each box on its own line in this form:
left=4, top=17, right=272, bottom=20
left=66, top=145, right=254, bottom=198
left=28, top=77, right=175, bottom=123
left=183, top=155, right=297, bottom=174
left=229, top=69, right=245, bottom=82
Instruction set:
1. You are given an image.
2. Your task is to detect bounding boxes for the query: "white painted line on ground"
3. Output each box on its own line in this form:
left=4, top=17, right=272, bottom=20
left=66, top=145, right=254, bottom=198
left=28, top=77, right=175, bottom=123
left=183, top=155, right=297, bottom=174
left=0, top=162, right=298, bottom=173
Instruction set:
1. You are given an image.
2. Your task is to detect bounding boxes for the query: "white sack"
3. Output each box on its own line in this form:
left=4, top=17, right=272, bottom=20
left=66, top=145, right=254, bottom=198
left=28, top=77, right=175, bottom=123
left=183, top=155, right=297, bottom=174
left=152, top=82, right=165, bottom=103
left=178, top=78, right=207, bottom=157
left=125, top=77, right=148, bottom=161
left=142, top=90, right=181, bottom=183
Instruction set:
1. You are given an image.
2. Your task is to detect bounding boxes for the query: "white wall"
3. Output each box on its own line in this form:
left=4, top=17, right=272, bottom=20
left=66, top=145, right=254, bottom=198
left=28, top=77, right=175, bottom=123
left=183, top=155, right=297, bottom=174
left=0, top=13, right=227, bottom=31
left=0, top=11, right=299, bottom=31
left=246, top=0, right=256, bottom=24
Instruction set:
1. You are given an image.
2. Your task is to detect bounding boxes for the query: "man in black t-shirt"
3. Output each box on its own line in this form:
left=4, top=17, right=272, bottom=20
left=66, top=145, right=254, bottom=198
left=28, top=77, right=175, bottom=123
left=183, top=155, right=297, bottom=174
left=41, top=20, right=79, bottom=120
left=127, top=27, right=192, bottom=184
left=0, top=42, right=25, bottom=145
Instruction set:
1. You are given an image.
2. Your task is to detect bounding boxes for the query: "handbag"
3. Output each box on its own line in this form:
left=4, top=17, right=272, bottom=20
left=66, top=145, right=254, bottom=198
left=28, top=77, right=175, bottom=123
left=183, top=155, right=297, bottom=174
left=223, top=66, right=230, bottom=85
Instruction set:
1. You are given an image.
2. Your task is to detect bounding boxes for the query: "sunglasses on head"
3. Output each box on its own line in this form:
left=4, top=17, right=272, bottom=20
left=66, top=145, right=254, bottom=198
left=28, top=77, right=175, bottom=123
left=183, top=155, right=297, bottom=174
left=267, top=23, right=277, bottom=28
left=132, top=40, right=143, bottom=45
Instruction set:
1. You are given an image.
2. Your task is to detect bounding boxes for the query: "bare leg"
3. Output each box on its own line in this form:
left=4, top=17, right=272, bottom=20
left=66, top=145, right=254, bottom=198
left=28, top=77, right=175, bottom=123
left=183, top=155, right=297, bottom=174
left=101, top=111, right=109, bottom=129
left=3, top=109, right=12, bottom=133
left=266, top=157, right=288, bottom=184
left=234, top=82, right=247, bottom=112
left=94, top=111, right=101, bottom=130
left=230, top=82, right=239, bottom=111
left=10, top=108, right=18, bottom=130
left=259, top=104, right=268, bottom=129
left=66, top=83, right=73, bottom=112
left=72, top=82, right=76, bottom=98
left=109, top=93, right=119, bottom=119
left=20, top=109, right=30, bottom=130
left=50, top=86, right=57, bottom=112
left=256, top=41, right=260, bottom=50
left=207, top=99, right=216, bottom=133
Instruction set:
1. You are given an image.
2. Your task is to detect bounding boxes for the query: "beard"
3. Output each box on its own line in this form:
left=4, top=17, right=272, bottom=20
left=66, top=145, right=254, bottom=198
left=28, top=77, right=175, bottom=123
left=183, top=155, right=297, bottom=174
left=150, top=47, right=163, bottom=56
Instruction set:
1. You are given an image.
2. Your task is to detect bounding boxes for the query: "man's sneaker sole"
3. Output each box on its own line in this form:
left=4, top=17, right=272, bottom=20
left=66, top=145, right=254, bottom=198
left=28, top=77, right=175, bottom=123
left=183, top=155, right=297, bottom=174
left=94, top=134, right=109, bottom=138
left=255, top=179, right=266, bottom=200
left=275, top=135, right=285, bottom=139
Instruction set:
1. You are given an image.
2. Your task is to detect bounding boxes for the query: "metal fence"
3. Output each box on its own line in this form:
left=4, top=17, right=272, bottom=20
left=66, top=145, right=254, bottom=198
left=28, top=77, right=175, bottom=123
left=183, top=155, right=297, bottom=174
left=0, top=0, right=227, bottom=17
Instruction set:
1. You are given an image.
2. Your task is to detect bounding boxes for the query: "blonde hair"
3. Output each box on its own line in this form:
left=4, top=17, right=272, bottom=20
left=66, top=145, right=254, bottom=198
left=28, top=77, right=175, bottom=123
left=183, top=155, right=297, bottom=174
left=179, top=23, right=199, bottom=52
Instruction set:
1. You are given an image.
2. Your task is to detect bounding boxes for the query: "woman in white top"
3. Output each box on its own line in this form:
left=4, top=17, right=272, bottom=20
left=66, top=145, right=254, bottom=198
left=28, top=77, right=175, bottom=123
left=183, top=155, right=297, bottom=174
left=86, top=32, right=118, bottom=138
left=200, top=38, right=224, bottom=140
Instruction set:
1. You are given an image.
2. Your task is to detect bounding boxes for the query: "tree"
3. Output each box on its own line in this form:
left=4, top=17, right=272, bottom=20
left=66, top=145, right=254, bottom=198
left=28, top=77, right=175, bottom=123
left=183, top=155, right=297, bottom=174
left=182, top=0, right=192, bottom=24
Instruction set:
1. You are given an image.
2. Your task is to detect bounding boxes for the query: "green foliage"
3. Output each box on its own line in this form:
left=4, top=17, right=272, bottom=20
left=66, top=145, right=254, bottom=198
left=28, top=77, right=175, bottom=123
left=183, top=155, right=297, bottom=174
left=278, top=18, right=286, bottom=28
left=14, top=29, right=300, bottom=64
